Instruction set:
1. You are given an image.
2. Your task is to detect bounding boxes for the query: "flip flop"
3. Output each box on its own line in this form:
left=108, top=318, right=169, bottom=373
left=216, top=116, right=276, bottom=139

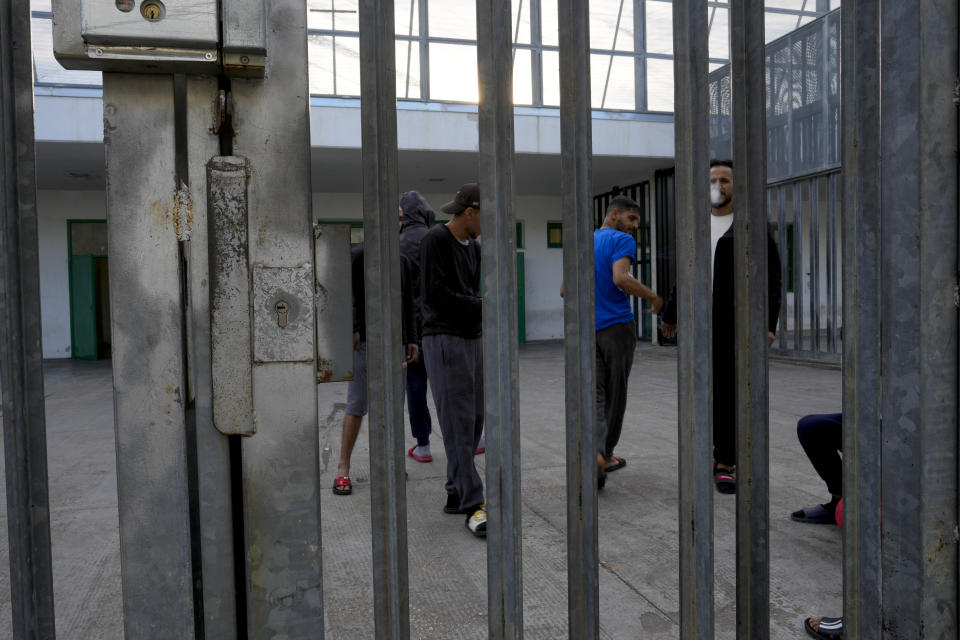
left=332, top=476, right=352, bottom=496
left=791, top=503, right=836, bottom=525
left=804, top=616, right=843, bottom=639
left=603, top=456, right=626, bottom=472
left=713, top=464, right=736, bottom=494
left=408, top=445, right=433, bottom=462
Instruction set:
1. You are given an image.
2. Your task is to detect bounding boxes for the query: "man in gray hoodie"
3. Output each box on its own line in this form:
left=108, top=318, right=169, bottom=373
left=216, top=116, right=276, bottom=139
left=399, top=191, right=436, bottom=462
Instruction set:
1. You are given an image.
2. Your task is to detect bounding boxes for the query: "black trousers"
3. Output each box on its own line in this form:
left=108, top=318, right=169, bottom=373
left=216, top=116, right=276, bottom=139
left=713, top=339, right=736, bottom=466
left=797, top=413, right=843, bottom=496
left=596, top=321, right=636, bottom=458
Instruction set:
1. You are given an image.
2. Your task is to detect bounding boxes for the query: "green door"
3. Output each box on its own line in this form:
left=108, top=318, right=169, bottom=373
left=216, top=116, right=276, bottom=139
left=70, top=254, right=98, bottom=359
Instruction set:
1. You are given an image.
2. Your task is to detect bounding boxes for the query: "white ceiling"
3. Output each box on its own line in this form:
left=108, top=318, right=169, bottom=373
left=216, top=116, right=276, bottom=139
left=35, top=141, right=674, bottom=196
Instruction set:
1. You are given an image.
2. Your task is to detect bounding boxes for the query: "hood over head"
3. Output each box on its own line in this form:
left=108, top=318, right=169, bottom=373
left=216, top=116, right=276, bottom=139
left=400, top=191, right=436, bottom=230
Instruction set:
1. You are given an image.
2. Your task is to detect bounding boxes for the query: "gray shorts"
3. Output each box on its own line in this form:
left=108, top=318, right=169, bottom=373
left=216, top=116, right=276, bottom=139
left=345, top=342, right=367, bottom=417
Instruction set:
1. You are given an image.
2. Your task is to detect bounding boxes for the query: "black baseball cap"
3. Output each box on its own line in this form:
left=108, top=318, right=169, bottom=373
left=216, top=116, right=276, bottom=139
left=440, top=182, right=480, bottom=215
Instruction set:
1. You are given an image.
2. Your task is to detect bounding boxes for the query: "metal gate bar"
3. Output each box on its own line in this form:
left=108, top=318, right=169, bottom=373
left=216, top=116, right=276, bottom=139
left=839, top=1, right=882, bottom=636
left=875, top=1, right=958, bottom=636
left=102, top=72, right=196, bottom=637
left=557, top=1, right=599, bottom=637
left=229, top=0, right=324, bottom=631
left=476, top=1, right=524, bottom=637
left=730, top=0, right=771, bottom=637
left=358, top=2, right=410, bottom=638
left=671, top=1, right=714, bottom=638
left=0, top=0, right=56, bottom=637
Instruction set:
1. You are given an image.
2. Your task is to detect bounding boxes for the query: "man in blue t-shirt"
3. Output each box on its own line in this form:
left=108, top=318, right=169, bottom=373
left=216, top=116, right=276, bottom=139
left=593, top=195, right=663, bottom=484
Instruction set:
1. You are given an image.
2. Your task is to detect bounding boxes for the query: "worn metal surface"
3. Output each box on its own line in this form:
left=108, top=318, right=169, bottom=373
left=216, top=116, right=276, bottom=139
left=729, top=0, right=770, bottom=637
left=229, top=0, right=324, bottom=633
left=840, top=1, right=881, bottom=636
left=0, top=0, right=56, bottom=637
left=877, top=1, right=959, bottom=637
left=102, top=72, right=196, bottom=637
left=252, top=264, right=315, bottom=364
left=81, top=0, right=218, bottom=49
left=313, top=224, right=354, bottom=383
left=477, top=0, right=524, bottom=638
left=358, top=1, right=411, bottom=638
left=221, top=0, right=267, bottom=76
left=671, top=1, right=714, bottom=638
left=557, top=1, right=599, bottom=638
left=208, top=156, right=257, bottom=435
left=53, top=0, right=218, bottom=73
left=185, top=76, right=238, bottom=640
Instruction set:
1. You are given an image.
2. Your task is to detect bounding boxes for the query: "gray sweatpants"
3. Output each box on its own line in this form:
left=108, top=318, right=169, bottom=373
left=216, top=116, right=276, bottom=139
left=421, top=334, right=484, bottom=512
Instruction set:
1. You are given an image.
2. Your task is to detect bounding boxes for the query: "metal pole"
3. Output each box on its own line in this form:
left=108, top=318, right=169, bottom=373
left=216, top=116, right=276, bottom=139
left=671, top=1, right=713, bottom=638
left=877, top=1, right=959, bottom=636
left=557, top=1, right=599, bottom=638
left=229, top=0, right=325, bottom=632
left=102, top=72, right=196, bottom=637
left=476, top=1, right=524, bottom=638
left=840, top=0, right=881, bottom=636
left=0, top=0, right=56, bottom=636
left=359, top=1, right=410, bottom=638
left=729, top=0, right=770, bottom=637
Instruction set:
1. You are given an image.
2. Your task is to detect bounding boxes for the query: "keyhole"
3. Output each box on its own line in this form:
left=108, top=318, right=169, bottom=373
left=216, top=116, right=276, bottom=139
left=141, top=1, right=164, bottom=21
left=275, top=301, right=290, bottom=328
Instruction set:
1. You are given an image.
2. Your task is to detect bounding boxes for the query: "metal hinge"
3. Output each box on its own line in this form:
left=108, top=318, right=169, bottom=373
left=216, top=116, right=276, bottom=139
left=211, top=90, right=234, bottom=135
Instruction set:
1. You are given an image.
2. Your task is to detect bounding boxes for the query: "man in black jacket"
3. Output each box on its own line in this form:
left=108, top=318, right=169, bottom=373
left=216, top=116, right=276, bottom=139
left=399, top=191, right=437, bottom=462
left=419, top=182, right=487, bottom=537
left=662, top=159, right=782, bottom=494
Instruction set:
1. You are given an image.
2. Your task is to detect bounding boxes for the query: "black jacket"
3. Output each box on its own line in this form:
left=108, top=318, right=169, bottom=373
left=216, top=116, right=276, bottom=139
left=399, top=191, right=436, bottom=344
left=419, top=224, right=482, bottom=338
left=351, top=243, right=416, bottom=345
left=663, top=222, right=782, bottom=339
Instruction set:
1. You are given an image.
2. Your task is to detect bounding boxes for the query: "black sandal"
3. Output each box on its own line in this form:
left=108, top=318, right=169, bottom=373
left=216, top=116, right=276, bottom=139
left=804, top=616, right=843, bottom=639
left=713, top=464, right=736, bottom=494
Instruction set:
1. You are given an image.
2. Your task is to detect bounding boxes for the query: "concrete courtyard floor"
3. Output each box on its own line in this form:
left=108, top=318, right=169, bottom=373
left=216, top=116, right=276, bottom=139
left=1, top=342, right=843, bottom=639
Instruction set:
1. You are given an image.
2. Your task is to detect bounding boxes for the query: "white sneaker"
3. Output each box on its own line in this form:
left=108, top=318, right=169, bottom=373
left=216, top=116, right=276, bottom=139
left=465, top=504, right=487, bottom=538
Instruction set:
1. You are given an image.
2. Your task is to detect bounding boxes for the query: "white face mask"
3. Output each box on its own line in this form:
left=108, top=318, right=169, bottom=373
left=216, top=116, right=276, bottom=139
left=710, top=184, right=727, bottom=207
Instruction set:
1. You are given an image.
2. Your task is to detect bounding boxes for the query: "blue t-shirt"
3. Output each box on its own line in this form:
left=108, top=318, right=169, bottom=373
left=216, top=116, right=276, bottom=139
left=594, top=227, right=637, bottom=331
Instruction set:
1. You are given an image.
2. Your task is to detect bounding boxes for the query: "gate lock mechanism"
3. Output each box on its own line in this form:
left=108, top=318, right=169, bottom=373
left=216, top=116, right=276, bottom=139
left=275, top=300, right=290, bottom=328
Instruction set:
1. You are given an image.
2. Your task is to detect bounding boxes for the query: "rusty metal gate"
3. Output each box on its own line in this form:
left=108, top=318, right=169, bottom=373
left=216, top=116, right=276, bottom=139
left=2, top=1, right=958, bottom=639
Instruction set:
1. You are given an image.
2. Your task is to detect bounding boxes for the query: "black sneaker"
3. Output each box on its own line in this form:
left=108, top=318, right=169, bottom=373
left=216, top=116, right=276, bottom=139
left=465, top=504, right=487, bottom=538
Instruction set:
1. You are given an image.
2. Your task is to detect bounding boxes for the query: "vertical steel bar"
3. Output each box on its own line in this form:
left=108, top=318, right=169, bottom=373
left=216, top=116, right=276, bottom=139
left=557, top=0, right=599, bottom=637
left=229, top=0, right=324, bottom=633
left=477, top=1, right=524, bottom=637
left=792, top=184, right=803, bottom=351
left=530, top=0, right=543, bottom=106
left=102, top=72, right=196, bottom=637
left=187, top=77, right=238, bottom=639
left=634, top=0, right=646, bottom=113
left=672, top=1, right=714, bottom=638
left=824, top=174, right=834, bottom=353
left=810, top=178, right=820, bottom=351
left=877, top=1, right=959, bottom=636
left=777, top=185, right=787, bottom=351
left=359, top=1, right=411, bottom=637
left=729, top=0, right=770, bottom=637
left=840, top=0, right=881, bottom=635
left=0, top=0, right=56, bottom=636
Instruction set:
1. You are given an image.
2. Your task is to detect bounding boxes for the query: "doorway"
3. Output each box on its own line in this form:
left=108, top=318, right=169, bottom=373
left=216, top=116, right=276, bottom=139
left=68, top=220, right=111, bottom=359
